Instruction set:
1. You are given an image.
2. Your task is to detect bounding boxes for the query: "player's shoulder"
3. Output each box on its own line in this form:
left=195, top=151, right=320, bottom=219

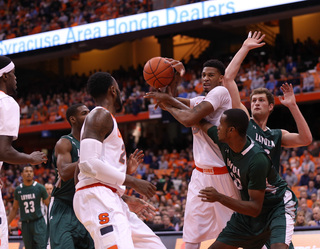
left=207, top=86, right=229, bottom=97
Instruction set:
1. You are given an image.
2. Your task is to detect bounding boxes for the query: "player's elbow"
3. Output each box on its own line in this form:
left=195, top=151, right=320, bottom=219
left=250, top=206, right=262, bottom=218
left=180, top=116, right=197, bottom=127
left=303, top=135, right=313, bottom=146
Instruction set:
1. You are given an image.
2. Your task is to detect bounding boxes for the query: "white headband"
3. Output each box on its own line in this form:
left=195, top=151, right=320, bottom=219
left=0, top=61, right=14, bottom=77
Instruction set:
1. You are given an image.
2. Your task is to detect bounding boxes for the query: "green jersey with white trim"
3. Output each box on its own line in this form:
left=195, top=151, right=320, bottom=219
left=207, top=126, right=287, bottom=215
left=14, top=181, right=48, bottom=221
left=247, top=119, right=282, bottom=173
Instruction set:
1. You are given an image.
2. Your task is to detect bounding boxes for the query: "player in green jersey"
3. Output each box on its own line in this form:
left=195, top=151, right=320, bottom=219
left=49, top=103, right=94, bottom=249
left=197, top=108, right=297, bottom=249
left=223, top=31, right=312, bottom=174
left=8, top=165, right=50, bottom=249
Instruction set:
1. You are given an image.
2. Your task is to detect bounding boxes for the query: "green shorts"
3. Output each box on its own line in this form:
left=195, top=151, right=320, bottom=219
left=217, top=189, right=298, bottom=249
left=22, top=217, right=47, bottom=249
left=49, top=198, right=94, bottom=249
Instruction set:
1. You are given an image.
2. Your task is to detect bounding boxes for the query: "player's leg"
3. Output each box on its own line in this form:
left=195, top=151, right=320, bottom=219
left=268, top=189, right=297, bottom=249
left=49, top=199, right=75, bottom=249
left=185, top=242, right=200, bottom=249
left=21, top=222, right=33, bottom=249
left=74, top=186, right=135, bottom=249
left=33, top=217, right=48, bottom=249
left=128, top=204, right=166, bottom=249
left=71, top=209, right=94, bottom=249
left=0, top=196, right=8, bottom=248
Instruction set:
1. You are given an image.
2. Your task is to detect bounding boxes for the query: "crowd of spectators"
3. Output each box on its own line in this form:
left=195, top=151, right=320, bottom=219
left=0, top=0, right=202, bottom=41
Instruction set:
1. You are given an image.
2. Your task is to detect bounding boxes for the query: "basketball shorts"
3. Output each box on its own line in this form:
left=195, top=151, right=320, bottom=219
left=22, top=217, right=47, bottom=249
left=183, top=169, right=240, bottom=243
left=73, top=185, right=166, bottom=249
left=49, top=198, right=94, bottom=249
left=217, top=189, right=297, bottom=249
left=0, top=191, right=8, bottom=248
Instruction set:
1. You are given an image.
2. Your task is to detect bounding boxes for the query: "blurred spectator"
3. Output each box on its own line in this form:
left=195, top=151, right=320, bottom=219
left=297, top=197, right=313, bottom=223
left=250, top=72, right=265, bottom=90
left=265, top=74, right=277, bottom=94
left=307, top=181, right=318, bottom=199
left=284, top=167, right=298, bottom=188
left=308, top=206, right=320, bottom=226
left=161, top=214, right=175, bottom=231
left=301, top=154, right=315, bottom=173
left=158, top=156, right=169, bottom=170
left=299, top=168, right=311, bottom=186
left=294, top=210, right=307, bottom=227
left=302, top=71, right=315, bottom=92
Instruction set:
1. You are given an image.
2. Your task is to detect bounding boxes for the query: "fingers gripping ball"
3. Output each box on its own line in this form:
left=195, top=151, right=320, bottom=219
left=143, top=57, right=175, bottom=88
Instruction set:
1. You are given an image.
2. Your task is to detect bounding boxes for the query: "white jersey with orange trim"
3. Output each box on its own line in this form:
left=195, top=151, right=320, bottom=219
left=0, top=91, right=19, bottom=170
left=76, top=106, right=126, bottom=195
left=190, top=86, right=231, bottom=169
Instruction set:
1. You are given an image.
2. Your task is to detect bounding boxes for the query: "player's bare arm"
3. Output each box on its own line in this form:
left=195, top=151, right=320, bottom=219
left=278, top=83, right=312, bottom=147
left=55, top=138, right=78, bottom=181
left=164, top=58, right=185, bottom=97
left=198, top=187, right=265, bottom=217
left=0, top=136, right=47, bottom=165
left=164, top=100, right=214, bottom=127
left=145, top=91, right=190, bottom=109
left=7, top=199, right=19, bottom=225
left=223, top=31, right=265, bottom=116
left=81, top=108, right=156, bottom=198
left=127, top=149, right=144, bottom=175
left=197, top=119, right=214, bottom=134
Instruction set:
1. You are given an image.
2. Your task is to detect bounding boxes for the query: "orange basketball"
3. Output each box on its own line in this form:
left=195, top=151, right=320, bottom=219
left=143, top=57, right=175, bottom=88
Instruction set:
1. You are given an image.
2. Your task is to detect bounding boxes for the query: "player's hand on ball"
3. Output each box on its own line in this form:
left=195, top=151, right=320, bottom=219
left=127, top=149, right=144, bottom=175
left=198, top=187, right=220, bottom=202
left=165, top=58, right=185, bottom=76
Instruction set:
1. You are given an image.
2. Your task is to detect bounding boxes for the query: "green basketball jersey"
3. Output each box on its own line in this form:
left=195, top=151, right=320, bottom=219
left=14, top=181, right=48, bottom=221
left=52, top=134, right=79, bottom=204
left=207, top=126, right=287, bottom=216
left=247, top=119, right=282, bottom=173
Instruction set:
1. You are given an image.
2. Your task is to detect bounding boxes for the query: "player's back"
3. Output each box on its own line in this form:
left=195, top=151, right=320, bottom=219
left=76, top=107, right=126, bottom=195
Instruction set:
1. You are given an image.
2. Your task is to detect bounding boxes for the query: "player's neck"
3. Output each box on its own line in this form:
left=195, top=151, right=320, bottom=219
left=96, top=99, right=116, bottom=115
left=23, top=180, right=33, bottom=186
left=252, top=116, right=268, bottom=131
left=228, top=136, right=247, bottom=153
left=71, top=129, right=80, bottom=141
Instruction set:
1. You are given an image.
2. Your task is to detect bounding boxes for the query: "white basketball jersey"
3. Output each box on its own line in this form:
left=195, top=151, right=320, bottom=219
left=190, top=86, right=231, bottom=169
left=0, top=91, right=19, bottom=170
left=77, top=106, right=126, bottom=195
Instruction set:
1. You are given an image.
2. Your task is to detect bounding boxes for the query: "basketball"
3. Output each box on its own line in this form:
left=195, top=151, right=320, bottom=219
left=143, top=57, right=175, bottom=88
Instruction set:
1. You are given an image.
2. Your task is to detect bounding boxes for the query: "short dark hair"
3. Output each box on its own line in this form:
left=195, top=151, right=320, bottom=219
left=66, top=103, right=85, bottom=125
left=250, top=88, right=275, bottom=106
left=223, top=109, right=249, bottom=137
left=87, top=72, right=114, bottom=99
left=203, top=59, right=225, bottom=75
left=22, top=165, right=33, bottom=172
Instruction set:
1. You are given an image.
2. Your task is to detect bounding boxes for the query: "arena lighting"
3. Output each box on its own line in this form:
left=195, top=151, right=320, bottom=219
left=0, top=0, right=305, bottom=56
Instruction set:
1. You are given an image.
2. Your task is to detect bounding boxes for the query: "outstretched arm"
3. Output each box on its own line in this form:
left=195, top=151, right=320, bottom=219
left=224, top=31, right=265, bottom=117
left=198, top=187, right=264, bottom=217
left=279, top=83, right=313, bottom=147
left=0, top=136, right=47, bottom=165
left=145, top=92, right=213, bottom=127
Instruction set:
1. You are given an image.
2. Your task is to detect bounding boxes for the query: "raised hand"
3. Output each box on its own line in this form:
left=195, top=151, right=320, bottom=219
left=278, top=83, right=296, bottom=108
left=165, top=58, right=185, bottom=76
left=243, top=31, right=266, bottom=51
left=30, top=151, right=48, bottom=165
left=127, top=149, right=144, bottom=175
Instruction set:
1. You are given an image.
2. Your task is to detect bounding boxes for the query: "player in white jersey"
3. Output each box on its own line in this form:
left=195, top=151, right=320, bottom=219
left=145, top=59, right=240, bottom=249
left=0, top=55, right=47, bottom=248
left=73, top=72, right=166, bottom=249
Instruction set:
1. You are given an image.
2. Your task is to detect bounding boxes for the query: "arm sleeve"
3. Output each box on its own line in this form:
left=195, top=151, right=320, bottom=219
left=248, top=153, right=271, bottom=190
left=0, top=97, right=20, bottom=140
left=203, top=86, right=230, bottom=111
left=207, top=126, right=219, bottom=144
left=79, top=138, right=126, bottom=185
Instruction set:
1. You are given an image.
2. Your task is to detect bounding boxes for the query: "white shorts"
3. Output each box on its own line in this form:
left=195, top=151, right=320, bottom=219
left=183, top=169, right=240, bottom=243
left=73, top=185, right=166, bottom=249
left=0, top=190, right=8, bottom=249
